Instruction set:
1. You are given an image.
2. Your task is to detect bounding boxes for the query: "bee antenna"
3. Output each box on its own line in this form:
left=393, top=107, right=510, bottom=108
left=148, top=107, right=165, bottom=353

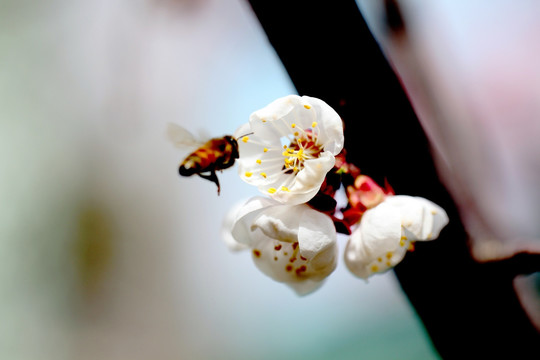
left=237, top=132, right=254, bottom=138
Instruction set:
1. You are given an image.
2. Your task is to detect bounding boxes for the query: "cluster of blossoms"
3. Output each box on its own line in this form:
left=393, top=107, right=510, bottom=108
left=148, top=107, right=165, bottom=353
left=222, top=95, right=449, bottom=295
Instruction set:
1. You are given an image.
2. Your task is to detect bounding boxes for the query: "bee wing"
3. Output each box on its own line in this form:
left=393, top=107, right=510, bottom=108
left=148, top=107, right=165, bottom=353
left=166, top=123, right=204, bottom=149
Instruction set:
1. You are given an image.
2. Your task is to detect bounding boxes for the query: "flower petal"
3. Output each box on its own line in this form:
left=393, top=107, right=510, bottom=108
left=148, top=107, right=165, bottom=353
left=251, top=204, right=303, bottom=243
left=302, top=95, right=344, bottom=154
left=383, top=195, right=449, bottom=241
left=344, top=195, right=449, bottom=279
left=271, top=151, right=335, bottom=205
left=297, top=207, right=338, bottom=265
left=344, top=201, right=404, bottom=279
left=231, top=200, right=338, bottom=294
left=286, top=279, right=326, bottom=296
left=221, top=200, right=250, bottom=252
left=230, top=196, right=279, bottom=246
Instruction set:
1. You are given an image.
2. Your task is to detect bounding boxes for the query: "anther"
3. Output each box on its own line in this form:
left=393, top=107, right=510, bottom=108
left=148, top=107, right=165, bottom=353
left=242, top=136, right=249, bottom=143
left=285, top=265, right=293, bottom=272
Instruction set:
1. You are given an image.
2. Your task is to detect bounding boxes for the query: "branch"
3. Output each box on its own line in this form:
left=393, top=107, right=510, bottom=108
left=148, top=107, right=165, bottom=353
left=246, top=0, right=540, bottom=357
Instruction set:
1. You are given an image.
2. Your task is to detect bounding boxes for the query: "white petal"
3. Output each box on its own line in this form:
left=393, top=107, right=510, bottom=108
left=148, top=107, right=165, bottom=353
left=242, top=202, right=337, bottom=293
left=344, top=201, right=404, bottom=279
left=286, top=279, right=326, bottom=296
left=221, top=200, right=250, bottom=252
left=297, top=207, right=338, bottom=282
left=271, top=151, right=335, bottom=205
left=251, top=204, right=304, bottom=243
left=360, top=201, right=403, bottom=254
left=297, top=207, right=337, bottom=263
left=249, top=95, right=300, bottom=141
left=344, top=195, right=449, bottom=279
left=230, top=197, right=279, bottom=246
left=383, top=195, right=449, bottom=241
left=413, top=197, right=449, bottom=240
left=302, top=96, right=344, bottom=154
left=236, top=133, right=283, bottom=186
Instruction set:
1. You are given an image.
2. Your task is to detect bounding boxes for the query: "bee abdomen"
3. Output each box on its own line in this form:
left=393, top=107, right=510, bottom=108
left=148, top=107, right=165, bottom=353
left=179, top=158, right=199, bottom=176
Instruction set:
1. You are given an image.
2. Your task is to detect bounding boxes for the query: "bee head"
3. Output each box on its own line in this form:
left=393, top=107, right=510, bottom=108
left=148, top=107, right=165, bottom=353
left=225, top=135, right=239, bottom=159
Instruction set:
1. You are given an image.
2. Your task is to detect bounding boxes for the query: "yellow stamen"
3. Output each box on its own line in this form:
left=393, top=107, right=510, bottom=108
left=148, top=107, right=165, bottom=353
left=312, top=121, right=317, bottom=127
left=281, top=186, right=290, bottom=192
left=371, top=265, right=379, bottom=272
left=242, top=136, right=249, bottom=143
left=401, top=235, right=408, bottom=240
left=261, top=172, right=267, bottom=178
left=283, top=145, right=287, bottom=149
left=244, top=172, right=252, bottom=177
left=291, top=123, right=296, bottom=128
left=263, top=147, right=268, bottom=152
left=268, top=187, right=276, bottom=194
left=256, top=159, right=261, bottom=164
left=304, top=104, right=311, bottom=109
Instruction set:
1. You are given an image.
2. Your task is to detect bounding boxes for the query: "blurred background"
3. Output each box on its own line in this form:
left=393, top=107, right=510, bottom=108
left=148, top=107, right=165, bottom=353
left=0, top=0, right=439, bottom=359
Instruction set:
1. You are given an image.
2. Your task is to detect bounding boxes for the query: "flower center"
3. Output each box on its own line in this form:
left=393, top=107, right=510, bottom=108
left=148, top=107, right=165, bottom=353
left=281, top=128, right=322, bottom=174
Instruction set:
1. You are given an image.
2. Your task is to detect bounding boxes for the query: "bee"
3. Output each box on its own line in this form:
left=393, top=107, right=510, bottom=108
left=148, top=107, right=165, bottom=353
left=167, top=123, right=240, bottom=195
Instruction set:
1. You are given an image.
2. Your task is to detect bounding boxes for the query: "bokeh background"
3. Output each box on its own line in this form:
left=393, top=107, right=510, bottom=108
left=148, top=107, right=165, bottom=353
left=0, top=0, right=439, bottom=359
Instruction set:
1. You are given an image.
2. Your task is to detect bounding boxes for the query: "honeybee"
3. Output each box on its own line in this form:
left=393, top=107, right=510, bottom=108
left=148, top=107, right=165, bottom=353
left=167, top=123, right=240, bottom=195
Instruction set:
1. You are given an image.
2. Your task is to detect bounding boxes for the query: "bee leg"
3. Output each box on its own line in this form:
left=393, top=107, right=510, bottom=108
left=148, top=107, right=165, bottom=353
left=198, top=171, right=221, bottom=195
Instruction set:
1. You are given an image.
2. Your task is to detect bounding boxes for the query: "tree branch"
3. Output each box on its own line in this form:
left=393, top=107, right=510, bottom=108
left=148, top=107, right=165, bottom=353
left=246, top=0, right=540, bottom=357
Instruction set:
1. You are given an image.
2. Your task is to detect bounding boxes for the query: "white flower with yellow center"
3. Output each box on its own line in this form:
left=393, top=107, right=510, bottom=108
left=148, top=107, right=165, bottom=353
left=344, top=195, right=449, bottom=279
left=224, top=196, right=338, bottom=295
left=235, top=95, right=344, bottom=205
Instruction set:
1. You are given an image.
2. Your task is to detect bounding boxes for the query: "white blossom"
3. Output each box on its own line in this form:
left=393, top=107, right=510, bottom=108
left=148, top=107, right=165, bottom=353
left=235, top=95, right=344, bottom=205
left=344, top=195, right=449, bottom=279
left=224, top=196, right=338, bottom=295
